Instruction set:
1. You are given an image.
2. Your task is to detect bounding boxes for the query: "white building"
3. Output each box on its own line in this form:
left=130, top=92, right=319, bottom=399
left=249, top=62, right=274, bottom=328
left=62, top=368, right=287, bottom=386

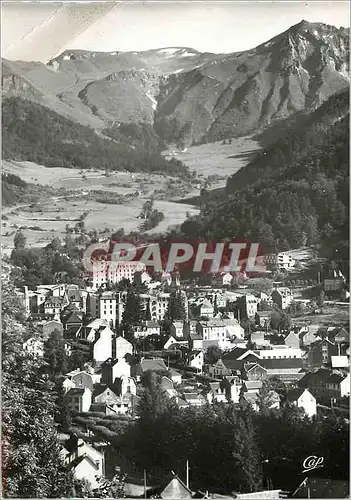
left=340, top=373, right=350, bottom=398
left=258, top=347, right=302, bottom=359
left=134, top=321, right=161, bottom=338
left=238, top=294, right=258, bottom=318
left=200, top=298, right=214, bottom=319
left=62, top=439, right=104, bottom=490
left=271, top=287, right=293, bottom=310
left=189, top=350, right=204, bottom=372
left=93, top=326, right=113, bottom=362
left=92, top=259, right=146, bottom=289
left=265, top=252, right=295, bottom=270
left=115, top=335, right=133, bottom=358
left=287, top=388, right=317, bottom=418
left=171, top=321, right=184, bottom=338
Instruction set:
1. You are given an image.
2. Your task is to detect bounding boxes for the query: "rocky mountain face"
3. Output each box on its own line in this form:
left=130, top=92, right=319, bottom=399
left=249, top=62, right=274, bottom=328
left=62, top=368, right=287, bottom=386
left=2, top=21, right=349, bottom=144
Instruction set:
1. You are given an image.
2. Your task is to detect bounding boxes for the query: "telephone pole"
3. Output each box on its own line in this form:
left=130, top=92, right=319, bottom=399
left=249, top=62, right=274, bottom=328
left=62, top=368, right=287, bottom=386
left=186, top=460, right=190, bottom=489
left=144, top=469, right=147, bottom=499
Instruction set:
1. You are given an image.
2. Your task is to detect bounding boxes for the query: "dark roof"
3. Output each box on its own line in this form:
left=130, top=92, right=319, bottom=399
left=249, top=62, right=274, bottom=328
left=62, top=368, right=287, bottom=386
left=65, top=388, right=85, bottom=396
left=326, top=373, right=344, bottom=384
left=287, top=388, right=309, bottom=402
left=219, top=359, right=243, bottom=371
left=93, top=382, right=120, bottom=397
left=44, top=296, right=63, bottom=306
left=261, top=358, right=303, bottom=369
left=140, top=358, right=167, bottom=372
left=89, top=403, right=107, bottom=413
left=222, top=347, right=248, bottom=360
left=244, top=362, right=267, bottom=373
left=65, top=310, right=83, bottom=324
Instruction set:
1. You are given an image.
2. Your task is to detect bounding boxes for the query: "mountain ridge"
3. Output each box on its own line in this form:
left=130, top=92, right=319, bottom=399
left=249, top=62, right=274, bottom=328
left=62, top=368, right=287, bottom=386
left=2, top=20, right=349, bottom=146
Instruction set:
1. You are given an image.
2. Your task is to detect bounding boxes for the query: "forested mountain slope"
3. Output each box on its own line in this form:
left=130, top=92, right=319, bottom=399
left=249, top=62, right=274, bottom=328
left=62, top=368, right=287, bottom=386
left=181, top=90, right=349, bottom=259
left=2, top=21, right=349, bottom=146
left=2, top=97, right=189, bottom=177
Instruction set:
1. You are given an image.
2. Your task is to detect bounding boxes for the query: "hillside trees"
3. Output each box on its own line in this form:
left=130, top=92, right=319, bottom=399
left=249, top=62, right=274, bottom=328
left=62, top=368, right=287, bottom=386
left=2, top=272, right=76, bottom=497
left=180, top=93, right=349, bottom=263
left=3, top=97, right=190, bottom=178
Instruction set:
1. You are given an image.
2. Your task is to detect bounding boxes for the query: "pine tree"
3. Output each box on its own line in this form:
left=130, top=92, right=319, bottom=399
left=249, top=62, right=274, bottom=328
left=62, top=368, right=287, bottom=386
left=14, top=230, right=26, bottom=250
left=165, top=290, right=186, bottom=322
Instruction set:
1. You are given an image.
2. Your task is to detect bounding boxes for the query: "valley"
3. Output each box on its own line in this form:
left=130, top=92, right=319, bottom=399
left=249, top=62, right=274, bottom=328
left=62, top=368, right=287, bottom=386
left=1, top=134, right=261, bottom=252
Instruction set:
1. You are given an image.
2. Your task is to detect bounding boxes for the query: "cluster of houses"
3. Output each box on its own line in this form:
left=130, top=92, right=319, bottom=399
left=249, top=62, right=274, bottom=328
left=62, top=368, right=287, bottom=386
left=18, top=260, right=349, bottom=495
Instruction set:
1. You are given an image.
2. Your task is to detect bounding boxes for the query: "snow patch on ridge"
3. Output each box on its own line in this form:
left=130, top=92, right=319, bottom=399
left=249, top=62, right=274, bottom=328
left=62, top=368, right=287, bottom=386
left=158, top=48, right=181, bottom=55
left=146, top=92, right=157, bottom=110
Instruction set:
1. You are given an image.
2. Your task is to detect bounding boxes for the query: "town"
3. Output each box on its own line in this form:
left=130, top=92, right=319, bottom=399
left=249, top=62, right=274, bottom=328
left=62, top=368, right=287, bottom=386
left=4, top=232, right=349, bottom=499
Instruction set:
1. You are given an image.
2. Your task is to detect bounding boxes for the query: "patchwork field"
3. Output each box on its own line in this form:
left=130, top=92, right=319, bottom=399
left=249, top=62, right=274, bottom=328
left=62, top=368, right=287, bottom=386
left=163, top=136, right=261, bottom=198
left=2, top=136, right=260, bottom=252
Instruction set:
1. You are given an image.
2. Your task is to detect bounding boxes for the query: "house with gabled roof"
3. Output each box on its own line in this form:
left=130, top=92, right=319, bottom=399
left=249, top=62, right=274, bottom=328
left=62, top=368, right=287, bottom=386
left=70, top=370, right=95, bottom=391
left=208, top=358, right=233, bottom=378
left=44, top=296, right=65, bottom=315
left=308, top=338, right=338, bottom=369
left=64, top=387, right=92, bottom=413
left=114, top=335, right=133, bottom=359
left=206, top=382, right=227, bottom=404
left=331, top=327, right=349, bottom=345
left=285, top=332, right=300, bottom=349
left=199, top=298, right=214, bottom=319
left=178, top=392, right=206, bottom=408
left=100, top=357, right=131, bottom=385
left=85, top=318, right=109, bottom=341
left=189, top=350, right=204, bottom=372
left=286, top=388, right=316, bottom=418
left=92, top=326, right=114, bottom=362
left=171, top=321, right=185, bottom=338
left=255, top=310, right=272, bottom=328
left=63, top=437, right=104, bottom=490
left=221, top=376, right=242, bottom=403
left=63, top=308, right=84, bottom=334
left=271, top=287, right=293, bottom=310
left=298, top=325, right=321, bottom=347
left=133, top=357, right=168, bottom=381
left=243, top=362, right=267, bottom=381
left=160, top=474, right=192, bottom=499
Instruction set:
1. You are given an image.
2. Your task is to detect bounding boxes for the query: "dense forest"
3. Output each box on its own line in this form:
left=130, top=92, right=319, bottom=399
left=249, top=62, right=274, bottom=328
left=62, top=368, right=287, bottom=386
left=114, top=372, right=349, bottom=495
left=181, top=91, right=349, bottom=261
left=2, top=97, right=190, bottom=177
left=226, top=89, right=349, bottom=191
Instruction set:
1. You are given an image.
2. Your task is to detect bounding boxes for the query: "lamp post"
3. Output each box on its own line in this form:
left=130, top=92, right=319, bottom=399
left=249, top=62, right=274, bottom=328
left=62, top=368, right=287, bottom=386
left=261, top=459, right=269, bottom=489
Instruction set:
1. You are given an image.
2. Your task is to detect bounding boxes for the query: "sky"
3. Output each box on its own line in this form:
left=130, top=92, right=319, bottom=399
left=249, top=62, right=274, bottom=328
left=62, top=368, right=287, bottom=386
left=2, top=1, right=350, bottom=62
